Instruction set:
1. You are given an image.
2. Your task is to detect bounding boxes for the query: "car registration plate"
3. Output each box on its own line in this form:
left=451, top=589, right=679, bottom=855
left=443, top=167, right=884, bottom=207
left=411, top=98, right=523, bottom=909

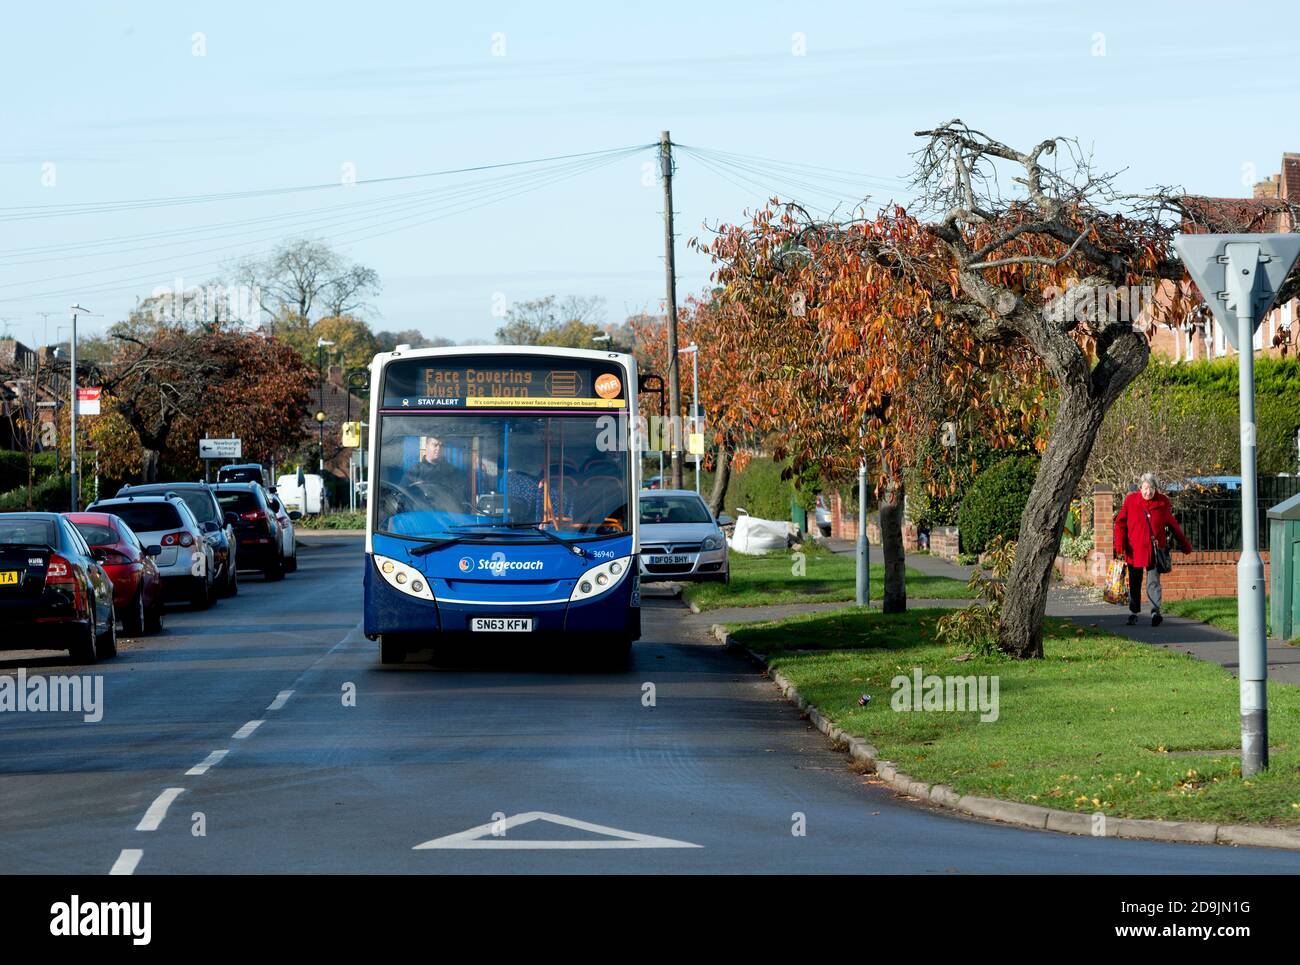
left=471, top=617, right=533, bottom=632
left=647, top=554, right=690, bottom=565
left=0, top=571, right=17, bottom=585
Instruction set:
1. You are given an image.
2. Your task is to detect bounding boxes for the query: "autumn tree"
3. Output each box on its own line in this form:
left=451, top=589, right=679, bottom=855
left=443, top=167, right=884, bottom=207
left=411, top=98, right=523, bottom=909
left=233, top=239, right=379, bottom=335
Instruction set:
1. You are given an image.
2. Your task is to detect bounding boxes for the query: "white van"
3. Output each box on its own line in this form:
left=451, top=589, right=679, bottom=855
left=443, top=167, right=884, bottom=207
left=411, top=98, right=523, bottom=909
left=275, top=472, right=328, bottom=515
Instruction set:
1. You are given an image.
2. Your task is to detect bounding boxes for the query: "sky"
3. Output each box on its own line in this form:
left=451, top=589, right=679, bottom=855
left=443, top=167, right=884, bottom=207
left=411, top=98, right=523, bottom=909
left=2, top=0, right=1299, bottom=347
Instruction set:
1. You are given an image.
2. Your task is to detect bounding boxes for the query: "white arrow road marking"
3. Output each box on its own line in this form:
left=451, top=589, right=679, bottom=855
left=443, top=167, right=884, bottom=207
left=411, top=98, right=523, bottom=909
left=185, top=749, right=228, bottom=776
left=135, top=787, right=184, bottom=831
left=232, top=720, right=263, bottom=739
left=110, top=849, right=143, bottom=875
left=414, top=811, right=702, bottom=850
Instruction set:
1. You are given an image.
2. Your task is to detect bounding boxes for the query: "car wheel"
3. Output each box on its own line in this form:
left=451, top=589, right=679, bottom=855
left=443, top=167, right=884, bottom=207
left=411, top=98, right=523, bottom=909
left=379, top=634, right=407, bottom=665
left=69, top=620, right=97, bottom=665
left=264, top=556, right=285, bottom=582
left=123, top=590, right=145, bottom=637
left=97, top=605, right=118, bottom=659
left=285, top=544, right=298, bottom=573
left=145, top=594, right=164, bottom=634
left=226, top=566, right=239, bottom=597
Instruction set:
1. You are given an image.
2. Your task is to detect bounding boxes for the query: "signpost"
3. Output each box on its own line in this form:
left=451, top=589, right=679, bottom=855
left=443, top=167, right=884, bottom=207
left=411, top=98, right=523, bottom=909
left=1175, top=232, right=1300, bottom=776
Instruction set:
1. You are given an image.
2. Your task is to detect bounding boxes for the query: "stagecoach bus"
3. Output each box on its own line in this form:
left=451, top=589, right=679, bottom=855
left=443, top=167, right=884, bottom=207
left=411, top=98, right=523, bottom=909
left=362, top=345, right=640, bottom=664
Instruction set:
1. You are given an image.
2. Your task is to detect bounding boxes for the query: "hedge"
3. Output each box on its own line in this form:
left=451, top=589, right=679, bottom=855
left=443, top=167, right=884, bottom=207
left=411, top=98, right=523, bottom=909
left=957, top=454, right=1040, bottom=554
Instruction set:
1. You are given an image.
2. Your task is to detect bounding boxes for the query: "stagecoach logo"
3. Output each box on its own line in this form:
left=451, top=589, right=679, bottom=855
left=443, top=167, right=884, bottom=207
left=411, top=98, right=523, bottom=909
left=458, top=556, right=474, bottom=573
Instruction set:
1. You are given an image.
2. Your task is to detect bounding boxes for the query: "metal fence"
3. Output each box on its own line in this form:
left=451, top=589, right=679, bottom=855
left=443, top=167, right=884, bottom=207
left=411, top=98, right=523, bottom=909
left=1169, top=476, right=1300, bottom=552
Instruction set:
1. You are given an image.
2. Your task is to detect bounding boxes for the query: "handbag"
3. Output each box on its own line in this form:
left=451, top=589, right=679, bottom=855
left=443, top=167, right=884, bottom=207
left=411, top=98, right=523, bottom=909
left=1143, top=507, right=1172, bottom=574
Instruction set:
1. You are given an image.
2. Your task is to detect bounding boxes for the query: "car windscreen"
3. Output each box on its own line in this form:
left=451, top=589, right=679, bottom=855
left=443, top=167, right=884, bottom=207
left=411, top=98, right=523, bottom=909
left=104, top=503, right=182, bottom=533
left=72, top=522, right=118, bottom=546
left=219, top=469, right=262, bottom=484
left=127, top=488, right=218, bottom=524
left=0, top=517, right=56, bottom=546
left=639, top=495, right=713, bottom=525
left=215, top=490, right=261, bottom=514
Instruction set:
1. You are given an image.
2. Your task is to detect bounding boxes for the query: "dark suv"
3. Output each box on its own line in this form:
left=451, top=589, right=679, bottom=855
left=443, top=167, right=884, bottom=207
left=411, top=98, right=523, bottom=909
left=217, top=464, right=269, bottom=488
left=117, top=482, right=238, bottom=597
left=211, top=483, right=289, bottom=581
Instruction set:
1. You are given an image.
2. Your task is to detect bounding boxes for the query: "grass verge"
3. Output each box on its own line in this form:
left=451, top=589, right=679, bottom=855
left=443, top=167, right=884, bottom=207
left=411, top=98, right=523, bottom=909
left=729, top=608, right=1300, bottom=827
left=295, top=510, right=367, bottom=530
left=1162, top=595, right=1288, bottom=640
left=683, top=545, right=974, bottom=611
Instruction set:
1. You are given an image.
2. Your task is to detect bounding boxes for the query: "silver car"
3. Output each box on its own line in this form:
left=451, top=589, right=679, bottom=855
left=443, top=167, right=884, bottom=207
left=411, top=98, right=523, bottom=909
left=86, top=494, right=217, bottom=608
left=637, top=489, right=729, bottom=584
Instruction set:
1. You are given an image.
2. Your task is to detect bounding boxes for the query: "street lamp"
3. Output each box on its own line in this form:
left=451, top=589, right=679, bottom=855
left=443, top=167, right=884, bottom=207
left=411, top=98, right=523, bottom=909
left=592, top=331, right=611, bottom=346
left=316, top=338, right=335, bottom=473
left=678, top=342, right=700, bottom=494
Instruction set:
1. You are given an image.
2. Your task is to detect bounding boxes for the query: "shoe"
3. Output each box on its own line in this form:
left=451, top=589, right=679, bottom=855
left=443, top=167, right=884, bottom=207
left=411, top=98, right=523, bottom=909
left=1152, top=610, right=1163, bottom=627
left=1125, top=614, right=1137, bottom=626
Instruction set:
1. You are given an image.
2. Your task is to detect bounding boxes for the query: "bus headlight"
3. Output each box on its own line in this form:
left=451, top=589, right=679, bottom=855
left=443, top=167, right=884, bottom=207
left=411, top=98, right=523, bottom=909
left=569, top=556, right=632, bottom=603
left=373, top=554, right=434, bottom=601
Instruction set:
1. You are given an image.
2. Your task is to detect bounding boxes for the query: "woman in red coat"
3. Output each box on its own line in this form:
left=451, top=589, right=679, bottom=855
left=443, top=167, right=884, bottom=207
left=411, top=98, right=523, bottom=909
left=1113, top=472, right=1193, bottom=626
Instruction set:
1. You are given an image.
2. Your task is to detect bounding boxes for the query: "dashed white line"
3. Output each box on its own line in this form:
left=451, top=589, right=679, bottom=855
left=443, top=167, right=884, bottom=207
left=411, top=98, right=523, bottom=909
left=135, top=787, right=185, bottom=831
left=185, top=749, right=229, bottom=776
left=266, top=689, right=294, bottom=711
left=232, top=719, right=264, bottom=739
left=110, top=849, right=143, bottom=875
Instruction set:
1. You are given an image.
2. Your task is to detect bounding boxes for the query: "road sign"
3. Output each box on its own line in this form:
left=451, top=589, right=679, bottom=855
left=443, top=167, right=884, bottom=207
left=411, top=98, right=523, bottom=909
left=199, top=437, right=242, bottom=459
left=413, top=811, right=701, bottom=850
left=76, top=387, right=101, bottom=416
left=1174, top=232, right=1300, bottom=778
left=1174, top=233, right=1300, bottom=349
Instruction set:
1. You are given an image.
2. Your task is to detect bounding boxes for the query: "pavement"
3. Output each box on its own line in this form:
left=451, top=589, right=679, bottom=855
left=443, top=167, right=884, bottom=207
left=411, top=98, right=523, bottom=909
left=820, top=538, right=1300, bottom=686
left=2, top=535, right=1298, bottom=872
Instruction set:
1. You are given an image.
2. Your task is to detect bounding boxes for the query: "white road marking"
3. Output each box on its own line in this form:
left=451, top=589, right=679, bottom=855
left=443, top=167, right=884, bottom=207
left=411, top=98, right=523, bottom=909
left=232, top=719, right=263, bottom=739
left=414, top=811, right=703, bottom=850
left=135, top=787, right=185, bottom=831
left=110, top=849, right=143, bottom=875
left=266, top=690, right=294, bottom=711
left=185, top=749, right=229, bottom=776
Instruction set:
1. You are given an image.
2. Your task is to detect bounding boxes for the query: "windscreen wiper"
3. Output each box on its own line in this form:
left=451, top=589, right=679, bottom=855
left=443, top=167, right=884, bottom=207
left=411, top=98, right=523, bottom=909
left=452, top=522, right=588, bottom=558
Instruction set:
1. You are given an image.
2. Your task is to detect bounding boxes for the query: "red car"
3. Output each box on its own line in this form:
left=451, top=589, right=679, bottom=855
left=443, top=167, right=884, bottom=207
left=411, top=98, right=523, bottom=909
left=65, top=512, right=165, bottom=637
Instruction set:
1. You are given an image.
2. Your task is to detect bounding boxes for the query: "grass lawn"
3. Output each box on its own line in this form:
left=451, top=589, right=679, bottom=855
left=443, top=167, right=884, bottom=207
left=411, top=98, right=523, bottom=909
left=1163, top=595, right=1286, bottom=640
left=730, top=608, right=1300, bottom=827
left=682, top=545, right=974, bottom=611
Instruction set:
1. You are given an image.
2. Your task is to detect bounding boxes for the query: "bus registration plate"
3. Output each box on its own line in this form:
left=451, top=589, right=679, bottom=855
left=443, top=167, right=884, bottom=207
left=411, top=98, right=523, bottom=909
left=471, top=617, right=534, bottom=632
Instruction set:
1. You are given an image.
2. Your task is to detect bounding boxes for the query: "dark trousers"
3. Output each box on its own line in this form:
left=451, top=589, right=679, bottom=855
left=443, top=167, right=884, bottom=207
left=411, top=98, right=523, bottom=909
left=1127, top=564, right=1162, bottom=613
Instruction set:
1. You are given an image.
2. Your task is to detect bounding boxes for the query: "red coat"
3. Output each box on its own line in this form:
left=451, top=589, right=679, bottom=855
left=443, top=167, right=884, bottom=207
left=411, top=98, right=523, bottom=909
left=1113, top=490, right=1192, bottom=568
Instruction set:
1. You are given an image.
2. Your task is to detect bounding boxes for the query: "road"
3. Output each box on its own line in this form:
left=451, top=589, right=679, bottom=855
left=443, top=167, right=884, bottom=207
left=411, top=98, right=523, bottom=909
left=1, top=535, right=1297, bottom=874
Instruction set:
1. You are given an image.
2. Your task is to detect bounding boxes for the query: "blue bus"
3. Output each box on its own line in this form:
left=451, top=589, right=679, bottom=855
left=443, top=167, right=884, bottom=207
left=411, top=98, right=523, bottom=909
left=362, top=346, right=641, bottom=664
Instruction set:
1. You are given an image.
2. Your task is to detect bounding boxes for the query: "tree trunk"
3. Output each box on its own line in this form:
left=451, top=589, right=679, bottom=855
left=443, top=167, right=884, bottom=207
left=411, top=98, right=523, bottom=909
left=141, top=448, right=161, bottom=484
left=880, top=477, right=907, bottom=613
left=998, top=385, right=1107, bottom=658
left=707, top=445, right=730, bottom=518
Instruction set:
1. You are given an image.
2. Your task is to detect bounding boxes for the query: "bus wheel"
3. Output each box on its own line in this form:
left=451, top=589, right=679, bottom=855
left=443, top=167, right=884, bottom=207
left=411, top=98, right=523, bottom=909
left=379, top=635, right=407, bottom=665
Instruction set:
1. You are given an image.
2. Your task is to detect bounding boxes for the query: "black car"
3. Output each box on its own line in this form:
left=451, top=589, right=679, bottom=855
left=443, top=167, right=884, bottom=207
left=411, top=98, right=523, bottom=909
left=117, top=482, right=238, bottom=597
left=0, top=512, right=117, bottom=663
left=211, top=483, right=288, bottom=581
left=217, top=464, right=269, bottom=488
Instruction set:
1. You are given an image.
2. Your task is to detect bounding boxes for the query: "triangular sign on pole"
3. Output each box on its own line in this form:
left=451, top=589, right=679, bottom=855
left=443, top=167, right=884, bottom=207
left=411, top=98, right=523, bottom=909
left=1174, top=233, right=1300, bottom=349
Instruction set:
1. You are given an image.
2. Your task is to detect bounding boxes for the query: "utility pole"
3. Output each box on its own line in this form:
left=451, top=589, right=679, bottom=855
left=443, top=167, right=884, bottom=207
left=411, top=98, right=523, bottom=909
left=660, top=131, right=683, bottom=490
left=68, top=305, right=89, bottom=512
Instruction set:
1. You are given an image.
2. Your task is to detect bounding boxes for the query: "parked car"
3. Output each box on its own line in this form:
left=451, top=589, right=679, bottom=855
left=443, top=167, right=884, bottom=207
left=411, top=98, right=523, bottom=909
left=212, top=483, right=299, bottom=580
left=637, top=489, right=729, bottom=584
left=814, top=494, right=832, bottom=537
left=0, top=512, right=117, bottom=662
left=65, top=511, right=165, bottom=636
left=117, top=482, right=238, bottom=597
left=265, top=489, right=299, bottom=573
left=217, top=463, right=269, bottom=488
left=85, top=494, right=217, bottom=608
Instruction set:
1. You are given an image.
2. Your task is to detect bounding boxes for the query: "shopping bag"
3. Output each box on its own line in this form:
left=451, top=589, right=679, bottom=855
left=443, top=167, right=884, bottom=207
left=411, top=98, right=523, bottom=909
left=1102, top=560, right=1127, bottom=605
